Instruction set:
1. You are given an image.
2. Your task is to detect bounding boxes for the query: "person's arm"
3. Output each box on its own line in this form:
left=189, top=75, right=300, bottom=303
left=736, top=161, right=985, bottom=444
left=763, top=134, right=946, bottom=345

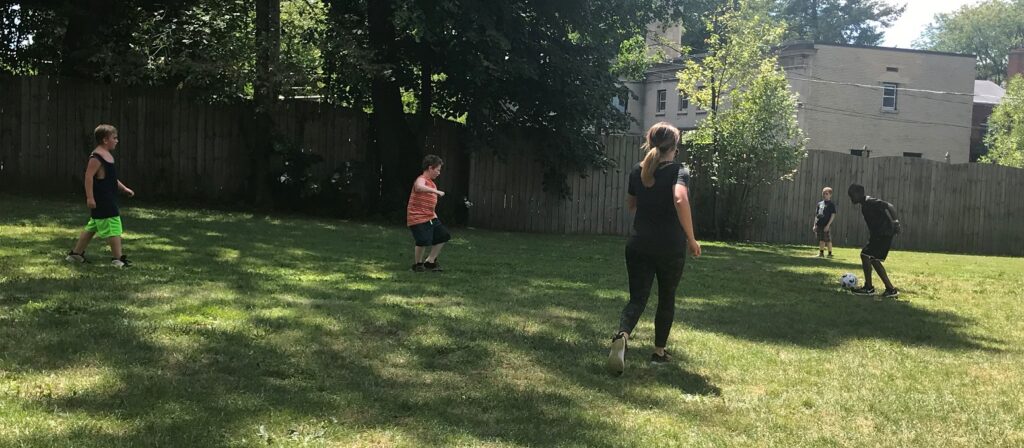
left=674, top=184, right=701, bottom=257
left=84, top=158, right=100, bottom=208
left=117, top=180, right=135, bottom=197
left=825, top=213, right=835, bottom=230
left=413, top=177, right=444, bottom=197
left=884, top=202, right=900, bottom=233
left=626, top=194, right=636, bottom=213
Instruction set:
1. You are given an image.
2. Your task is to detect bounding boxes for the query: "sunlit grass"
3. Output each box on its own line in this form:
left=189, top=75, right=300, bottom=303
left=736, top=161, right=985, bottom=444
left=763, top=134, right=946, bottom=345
left=1, top=194, right=1023, bottom=447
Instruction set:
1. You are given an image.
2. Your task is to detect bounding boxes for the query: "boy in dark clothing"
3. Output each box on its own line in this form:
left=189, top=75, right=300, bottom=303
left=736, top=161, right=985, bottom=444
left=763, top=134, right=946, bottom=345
left=66, top=124, right=135, bottom=267
left=847, top=184, right=900, bottom=298
left=812, top=186, right=837, bottom=258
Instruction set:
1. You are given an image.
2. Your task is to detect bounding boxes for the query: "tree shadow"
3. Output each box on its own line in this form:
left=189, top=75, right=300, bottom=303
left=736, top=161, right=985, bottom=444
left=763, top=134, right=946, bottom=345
left=0, top=196, right=1005, bottom=447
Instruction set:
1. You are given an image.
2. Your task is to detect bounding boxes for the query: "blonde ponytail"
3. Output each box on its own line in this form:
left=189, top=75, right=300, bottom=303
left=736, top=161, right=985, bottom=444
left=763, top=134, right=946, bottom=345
left=638, top=122, right=681, bottom=188
left=640, top=146, right=660, bottom=188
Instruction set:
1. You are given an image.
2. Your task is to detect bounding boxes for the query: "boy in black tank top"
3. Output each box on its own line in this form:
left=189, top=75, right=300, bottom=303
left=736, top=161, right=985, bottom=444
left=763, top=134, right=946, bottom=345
left=66, top=125, right=136, bottom=267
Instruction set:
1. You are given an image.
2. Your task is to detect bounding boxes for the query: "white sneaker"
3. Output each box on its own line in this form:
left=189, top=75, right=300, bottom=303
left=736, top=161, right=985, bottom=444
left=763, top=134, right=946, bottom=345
left=66, top=251, right=86, bottom=263
left=606, top=333, right=627, bottom=376
left=110, top=255, right=131, bottom=268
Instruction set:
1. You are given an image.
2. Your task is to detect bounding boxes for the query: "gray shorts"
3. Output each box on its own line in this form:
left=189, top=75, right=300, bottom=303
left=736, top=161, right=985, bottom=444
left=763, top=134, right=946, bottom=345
left=816, top=228, right=831, bottom=243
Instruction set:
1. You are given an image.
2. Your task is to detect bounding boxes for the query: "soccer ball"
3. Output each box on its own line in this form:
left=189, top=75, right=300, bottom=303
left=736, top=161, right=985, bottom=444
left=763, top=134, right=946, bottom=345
left=840, top=273, right=857, bottom=289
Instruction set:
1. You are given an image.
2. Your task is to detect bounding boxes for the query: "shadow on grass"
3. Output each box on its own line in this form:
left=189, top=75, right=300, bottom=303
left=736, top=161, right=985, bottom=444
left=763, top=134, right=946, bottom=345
left=0, top=196, right=1002, bottom=447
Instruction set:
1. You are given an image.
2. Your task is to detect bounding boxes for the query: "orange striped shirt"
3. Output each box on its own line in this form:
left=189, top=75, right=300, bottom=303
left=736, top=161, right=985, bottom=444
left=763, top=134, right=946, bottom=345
left=407, top=175, right=439, bottom=226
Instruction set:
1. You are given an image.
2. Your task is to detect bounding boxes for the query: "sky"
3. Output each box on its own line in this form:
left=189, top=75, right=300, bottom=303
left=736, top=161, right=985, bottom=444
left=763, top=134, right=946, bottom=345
left=881, top=0, right=981, bottom=48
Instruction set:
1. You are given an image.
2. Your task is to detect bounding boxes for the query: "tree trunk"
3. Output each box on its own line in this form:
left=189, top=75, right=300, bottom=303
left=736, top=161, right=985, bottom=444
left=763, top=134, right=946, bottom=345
left=367, top=0, right=422, bottom=219
left=253, top=0, right=281, bottom=204
left=58, top=0, right=117, bottom=79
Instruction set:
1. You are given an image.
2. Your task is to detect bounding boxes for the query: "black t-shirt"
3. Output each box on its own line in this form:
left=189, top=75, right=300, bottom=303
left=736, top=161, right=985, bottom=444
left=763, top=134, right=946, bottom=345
left=627, top=161, right=690, bottom=255
left=89, top=153, right=120, bottom=219
left=861, top=197, right=894, bottom=237
left=815, top=200, right=836, bottom=227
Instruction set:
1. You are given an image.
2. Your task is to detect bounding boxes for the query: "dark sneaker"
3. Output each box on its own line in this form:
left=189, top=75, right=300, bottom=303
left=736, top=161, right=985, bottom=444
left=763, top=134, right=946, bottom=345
left=650, top=351, right=673, bottom=365
left=882, top=288, right=900, bottom=299
left=411, top=263, right=426, bottom=272
left=65, top=251, right=86, bottom=263
left=827, top=253, right=834, bottom=258
left=851, top=286, right=876, bottom=295
left=606, top=333, right=627, bottom=376
left=111, top=255, right=132, bottom=268
left=424, top=261, right=443, bottom=272
left=817, top=252, right=825, bottom=258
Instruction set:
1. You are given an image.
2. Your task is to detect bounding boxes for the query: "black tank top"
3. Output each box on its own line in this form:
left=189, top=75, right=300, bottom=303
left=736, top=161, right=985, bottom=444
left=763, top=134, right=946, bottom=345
left=90, top=153, right=119, bottom=219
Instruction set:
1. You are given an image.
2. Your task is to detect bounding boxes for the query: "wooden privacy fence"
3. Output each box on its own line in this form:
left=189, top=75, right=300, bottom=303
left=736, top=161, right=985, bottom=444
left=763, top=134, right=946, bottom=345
left=0, top=75, right=468, bottom=220
left=469, top=135, right=645, bottom=235
left=747, top=150, right=1024, bottom=256
left=469, top=138, right=1024, bottom=256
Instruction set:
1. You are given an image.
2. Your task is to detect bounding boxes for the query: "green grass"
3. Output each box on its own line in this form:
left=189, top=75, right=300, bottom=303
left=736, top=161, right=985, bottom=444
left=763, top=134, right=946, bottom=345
left=1, top=194, right=1022, bottom=447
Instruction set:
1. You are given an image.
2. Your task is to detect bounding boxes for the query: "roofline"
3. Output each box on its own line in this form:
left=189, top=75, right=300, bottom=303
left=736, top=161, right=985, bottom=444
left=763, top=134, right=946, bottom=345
left=778, top=41, right=976, bottom=59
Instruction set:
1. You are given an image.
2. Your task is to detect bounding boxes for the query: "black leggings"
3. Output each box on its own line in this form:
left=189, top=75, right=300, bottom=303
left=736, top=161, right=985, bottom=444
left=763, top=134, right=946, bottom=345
left=618, top=245, right=686, bottom=348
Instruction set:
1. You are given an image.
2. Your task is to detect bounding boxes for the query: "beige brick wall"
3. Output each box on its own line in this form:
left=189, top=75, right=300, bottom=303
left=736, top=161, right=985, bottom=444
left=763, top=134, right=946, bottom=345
left=631, top=43, right=976, bottom=164
left=784, top=44, right=975, bottom=163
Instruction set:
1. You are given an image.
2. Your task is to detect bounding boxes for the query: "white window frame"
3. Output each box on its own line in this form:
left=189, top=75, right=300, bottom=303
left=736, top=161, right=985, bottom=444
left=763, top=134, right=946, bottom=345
left=656, top=89, right=667, bottom=114
left=678, top=92, right=689, bottom=114
left=882, top=82, right=898, bottom=112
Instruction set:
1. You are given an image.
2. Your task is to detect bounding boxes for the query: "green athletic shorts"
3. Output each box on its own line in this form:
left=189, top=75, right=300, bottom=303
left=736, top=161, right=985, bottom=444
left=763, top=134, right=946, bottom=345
left=85, top=216, right=123, bottom=239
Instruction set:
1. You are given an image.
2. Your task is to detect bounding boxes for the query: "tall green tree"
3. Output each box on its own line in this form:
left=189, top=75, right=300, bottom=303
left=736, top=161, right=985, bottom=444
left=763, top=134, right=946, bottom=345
left=775, top=0, right=905, bottom=45
left=321, top=0, right=691, bottom=215
left=678, top=0, right=806, bottom=238
left=915, top=0, right=1024, bottom=84
left=982, top=75, right=1024, bottom=168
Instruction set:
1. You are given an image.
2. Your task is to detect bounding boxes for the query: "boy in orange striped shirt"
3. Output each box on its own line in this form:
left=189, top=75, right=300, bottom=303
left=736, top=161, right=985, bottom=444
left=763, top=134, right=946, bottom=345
left=407, top=155, right=450, bottom=272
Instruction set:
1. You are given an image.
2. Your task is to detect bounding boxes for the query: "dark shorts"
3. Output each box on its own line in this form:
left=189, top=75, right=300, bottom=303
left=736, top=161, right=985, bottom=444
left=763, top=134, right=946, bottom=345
left=816, top=228, right=831, bottom=243
left=409, top=218, right=451, bottom=247
left=862, top=235, right=893, bottom=261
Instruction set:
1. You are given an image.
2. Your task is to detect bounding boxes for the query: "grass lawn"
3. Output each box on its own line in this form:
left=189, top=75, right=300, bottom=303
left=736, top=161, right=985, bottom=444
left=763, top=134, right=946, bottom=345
left=1, top=194, right=1022, bottom=447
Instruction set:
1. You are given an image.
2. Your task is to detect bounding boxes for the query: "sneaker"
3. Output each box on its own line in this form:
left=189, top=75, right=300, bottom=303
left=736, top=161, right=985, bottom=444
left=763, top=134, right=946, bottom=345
left=650, top=351, right=673, bottom=365
left=827, top=253, right=833, bottom=258
left=111, top=255, right=132, bottom=268
left=851, top=286, right=876, bottom=295
left=424, top=261, right=443, bottom=272
left=65, top=251, right=86, bottom=263
left=411, top=263, right=426, bottom=272
left=882, top=288, right=900, bottom=299
left=817, top=252, right=825, bottom=258
left=606, top=333, right=627, bottom=376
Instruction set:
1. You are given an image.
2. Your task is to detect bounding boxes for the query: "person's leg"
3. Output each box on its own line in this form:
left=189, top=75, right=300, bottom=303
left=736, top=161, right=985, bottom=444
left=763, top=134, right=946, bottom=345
left=72, top=231, right=96, bottom=254
left=426, top=244, right=445, bottom=263
left=871, top=260, right=895, bottom=291
left=618, top=246, right=657, bottom=337
left=860, top=253, right=874, bottom=288
left=108, top=236, right=123, bottom=259
left=425, top=222, right=450, bottom=263
left=827, top=240, right=833, bottom=256
left=818, top=240, right=825, bottom=255
left=414, top=246, right=426, bottom=264
left=652, top=254, right=686, bottom=356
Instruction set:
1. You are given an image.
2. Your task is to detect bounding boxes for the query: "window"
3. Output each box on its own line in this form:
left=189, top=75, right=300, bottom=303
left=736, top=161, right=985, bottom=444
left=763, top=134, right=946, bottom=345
left=886, top=66, right=899, bottom=72
left=656, top=90, right=667, bottom=114
left=850, top=149, right=864, bottom=156
left=882, top=82, right=898, bottom=111
left=612, top=91, right=629, bottom=113
left=678, top=93, right=689, bottom=113
left=903, top=152, right=922, bottom=158
left=695, top=87, right=708, bottom=114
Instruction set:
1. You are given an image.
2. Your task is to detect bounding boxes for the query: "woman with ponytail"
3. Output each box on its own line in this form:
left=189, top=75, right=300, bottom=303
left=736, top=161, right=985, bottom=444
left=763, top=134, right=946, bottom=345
left=607, top=122, right=701, bottom=376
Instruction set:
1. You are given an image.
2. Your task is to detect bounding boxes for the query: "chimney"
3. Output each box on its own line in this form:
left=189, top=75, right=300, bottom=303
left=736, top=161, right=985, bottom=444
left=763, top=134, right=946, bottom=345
left=1008, top=48, right=1024, bottom=82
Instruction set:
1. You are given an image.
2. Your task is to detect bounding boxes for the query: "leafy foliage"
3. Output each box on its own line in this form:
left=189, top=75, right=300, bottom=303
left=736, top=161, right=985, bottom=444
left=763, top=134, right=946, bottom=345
left=774, top=0, right=905, bottom=45
left=982, top=75, right=1024, bottom=168
left=915, top=0, right=1024, bottom=84
left=678, top=0, right=806, bottom=238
